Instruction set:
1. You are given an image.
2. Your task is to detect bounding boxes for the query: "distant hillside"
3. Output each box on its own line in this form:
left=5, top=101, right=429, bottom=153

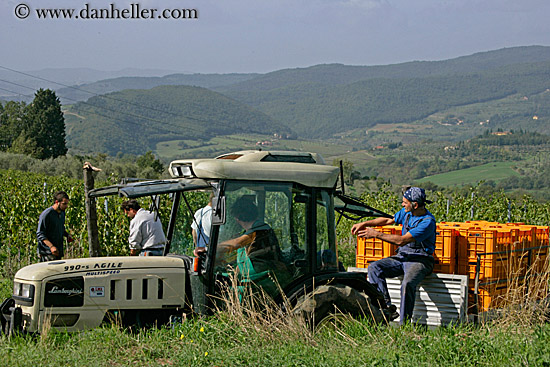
left=46, top=46, right=550, bottom=106
left=58, top=45, right=550, bottom=153
left=222, top=60, right=550, bottom=138
left=65, top=85, right=290, bottom=155
left=57, top=73, right=258, bottom=104
left=216, top=46, right=550, bottom=93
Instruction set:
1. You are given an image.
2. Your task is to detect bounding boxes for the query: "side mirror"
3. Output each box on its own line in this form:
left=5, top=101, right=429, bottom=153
left=211, top=196, right=225, bottom=225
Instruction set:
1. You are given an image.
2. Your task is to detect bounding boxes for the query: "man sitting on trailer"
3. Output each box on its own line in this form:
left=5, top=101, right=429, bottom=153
left=351, top=187, right=436, bottom=324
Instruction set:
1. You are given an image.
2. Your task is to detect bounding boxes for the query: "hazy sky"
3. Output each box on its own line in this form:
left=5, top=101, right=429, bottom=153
left=1, top=0, right=550, bottom=73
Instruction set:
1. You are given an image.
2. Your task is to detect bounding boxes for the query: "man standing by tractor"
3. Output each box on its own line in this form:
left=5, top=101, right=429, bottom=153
left=191, top=193, right=213, bottom=257
left=122, top=199, right=167, bottom=256
left=37, top=191, right=73, bottom=262
left=351, top=187, right=436, bottom=324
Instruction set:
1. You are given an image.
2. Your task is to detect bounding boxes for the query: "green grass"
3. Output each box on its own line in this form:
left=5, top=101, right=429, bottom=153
left=0, top=278, right=12, bottom=300
left=416, top=161, right=521, bottom=186
left=1, top=318, right=549, bottom=366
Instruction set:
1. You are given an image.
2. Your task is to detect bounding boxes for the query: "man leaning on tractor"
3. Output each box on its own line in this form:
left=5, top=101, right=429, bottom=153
left=352, top=187, right=436, bottom=325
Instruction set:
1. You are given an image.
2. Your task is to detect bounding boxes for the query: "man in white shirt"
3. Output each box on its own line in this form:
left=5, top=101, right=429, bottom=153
left=191, top=193, right=213, bottom=257
left=121, top=200, right=167, bottom=256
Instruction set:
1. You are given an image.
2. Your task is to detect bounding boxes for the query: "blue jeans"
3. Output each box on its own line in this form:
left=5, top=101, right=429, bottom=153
left=140, top=247, right=165, bottom=256
left=368, top=254, right=433, bottom=324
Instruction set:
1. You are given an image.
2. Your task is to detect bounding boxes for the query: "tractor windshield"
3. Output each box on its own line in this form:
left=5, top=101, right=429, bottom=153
left=212, top=181, right=338, bottom=296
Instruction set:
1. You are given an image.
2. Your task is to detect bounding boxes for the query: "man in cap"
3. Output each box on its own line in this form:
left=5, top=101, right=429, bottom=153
left=351, top=187, right=436, bottom=324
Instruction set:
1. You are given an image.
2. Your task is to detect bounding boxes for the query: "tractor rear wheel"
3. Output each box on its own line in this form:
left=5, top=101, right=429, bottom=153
left=293, top=284, right=384, bottom=326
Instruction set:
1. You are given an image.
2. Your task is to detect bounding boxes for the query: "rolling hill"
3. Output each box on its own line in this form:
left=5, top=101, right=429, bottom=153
left=216, top=46, right=550, bottom=93
left=55, top=46, right=550, bottom=103
left=222, top=61, right=550, bottom=138
left=56, top=73, right=258, bottom=105
left=65, top=85, right=290, bottom=155
left=60, top=46, right=550, bottom=155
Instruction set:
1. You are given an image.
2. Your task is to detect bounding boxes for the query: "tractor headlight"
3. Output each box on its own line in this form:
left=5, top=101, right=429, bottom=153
left=13, top=282, right=35, bottom=306
left=171, top=164, right=194, bottom=178
left=21, top=283, right=34, bottom=298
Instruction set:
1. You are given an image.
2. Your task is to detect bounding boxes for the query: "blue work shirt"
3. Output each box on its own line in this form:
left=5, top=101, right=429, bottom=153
left=393, top=207, right=436, bottom=256
left=37, top=206, right=67, bottom=257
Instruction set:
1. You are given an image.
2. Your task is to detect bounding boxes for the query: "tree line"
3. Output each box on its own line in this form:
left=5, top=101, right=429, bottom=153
left=0, top=89, right=67, bottom=159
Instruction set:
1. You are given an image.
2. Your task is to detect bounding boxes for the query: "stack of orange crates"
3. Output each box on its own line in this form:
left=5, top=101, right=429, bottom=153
left=355, top=224, right=458, bottom=273
left=432, top=227, right=457, bottom=273
left=355, top=220, right=549, bottom=313
left=457, top=227, right=514, bottom=281
left=356, top=225, right=401, bottom=268
left=532, top=226, right=550, bottom=273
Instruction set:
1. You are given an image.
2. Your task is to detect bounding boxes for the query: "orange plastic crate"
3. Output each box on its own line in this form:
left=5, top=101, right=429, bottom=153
left=458, top=228, right=513, bottom=262
left=431, top=227, right=457, bottom=273
left=357, top=236, right=385, bottom=259
left=434, top=227, right=457, bottom=259
left=515, top=226, right=536, bottom=248
left=356, top=226, right=397, bottom=268
left=466, top=256, right=512, bottom=280
left=534, top=226, right=549, bottom=247
left=455, top=227, right=515, bottom=280
left=433, top=256, right=456, bottom=274
left=472, top=284, right=508, bottom=312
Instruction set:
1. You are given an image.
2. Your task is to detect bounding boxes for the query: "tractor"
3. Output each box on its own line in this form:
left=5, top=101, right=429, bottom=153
left=1, top=150, right=395, bottom=334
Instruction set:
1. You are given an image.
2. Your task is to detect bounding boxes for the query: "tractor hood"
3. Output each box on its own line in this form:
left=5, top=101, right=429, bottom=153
left=14, top=256, right=188, bottom=281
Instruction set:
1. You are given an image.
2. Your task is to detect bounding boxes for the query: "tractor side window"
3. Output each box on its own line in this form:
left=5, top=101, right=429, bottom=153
left=288, top=190, right=307, bottom=266
left=170, top=192, right=212, bottom=257
left=316, top=190, right=338, bottom=271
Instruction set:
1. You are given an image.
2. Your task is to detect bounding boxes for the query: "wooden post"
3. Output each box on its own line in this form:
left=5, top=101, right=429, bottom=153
left=83, top=162, right=101, bottom=257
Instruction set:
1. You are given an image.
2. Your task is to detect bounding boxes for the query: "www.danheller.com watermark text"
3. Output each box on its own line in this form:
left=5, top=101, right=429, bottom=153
left=14, top=3, right=199, bottom=20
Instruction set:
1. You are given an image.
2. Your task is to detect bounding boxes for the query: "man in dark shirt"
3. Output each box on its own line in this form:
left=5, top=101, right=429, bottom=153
left=37, top=191, right=73, bottom=262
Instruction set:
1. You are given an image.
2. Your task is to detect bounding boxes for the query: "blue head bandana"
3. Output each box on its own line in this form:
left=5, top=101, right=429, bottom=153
left=403, top=187, right=432, bottom=205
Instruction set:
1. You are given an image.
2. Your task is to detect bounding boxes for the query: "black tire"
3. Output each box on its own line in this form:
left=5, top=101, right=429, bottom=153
left=293, top=284, right=384, bottom=326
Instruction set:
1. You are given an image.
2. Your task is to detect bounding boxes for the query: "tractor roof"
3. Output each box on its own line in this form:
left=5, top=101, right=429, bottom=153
left=169, top=150, right=339, bottom=188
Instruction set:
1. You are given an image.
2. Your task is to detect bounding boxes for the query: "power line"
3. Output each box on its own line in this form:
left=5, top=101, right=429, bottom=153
left=0, top=77, right=205, bottom=134
left=0, top=83, right=157, bottom=133
left=0, top=65, right=207, bottom=123
left=0, top=86, right=35, bottom=99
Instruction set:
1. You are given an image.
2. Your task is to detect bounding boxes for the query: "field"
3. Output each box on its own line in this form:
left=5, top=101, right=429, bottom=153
left=1, top=169, right=550, bottom=366
left=417, top=161, right=521, bottom=186
left=154, top=134, right=356, bottom=163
